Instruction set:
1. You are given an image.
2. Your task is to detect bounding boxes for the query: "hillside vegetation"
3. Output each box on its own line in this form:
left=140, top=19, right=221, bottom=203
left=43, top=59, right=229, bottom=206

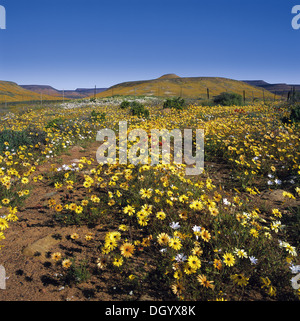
left=0, top=81, right=65, bottom=103
left=95, top=74, right=277, bottom=101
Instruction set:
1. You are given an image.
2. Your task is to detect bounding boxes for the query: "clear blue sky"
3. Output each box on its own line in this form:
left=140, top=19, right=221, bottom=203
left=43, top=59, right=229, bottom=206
left=0, top=0, right=299, bottom=89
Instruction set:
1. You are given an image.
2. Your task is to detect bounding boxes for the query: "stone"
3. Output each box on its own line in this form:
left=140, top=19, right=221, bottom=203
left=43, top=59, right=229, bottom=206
left=70, top=145, right=84, bottom=153
left=261, top=189, right=286, bottom=203
left=22, top=234, right=60, bottom=259
left=40, top=191, right=58, bottom=201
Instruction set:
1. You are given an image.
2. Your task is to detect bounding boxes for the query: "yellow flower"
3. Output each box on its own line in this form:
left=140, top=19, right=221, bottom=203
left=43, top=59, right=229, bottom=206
left=113, top=256, right=124, bottom=267
left=230, top=273, right=249, bottom=287
left=75, top=205, right=83, bottom=214
left=250, top=228, right=259, bottom=238
left=123, top=205, right=135, bottom=216
left=157, top=233, right=170, bottom=245
left=213, top=259, right=222, bottom=270
left=139, top=188, right=153, bottom=199
left=83, top=181, right=91, bottom=188
left=104, top=238, right=118, bottom=251
left=70, top=232, right=79, bottom=240
left=209, top=206, right=219, bottom=216
left=97, top=256, right=108, bottom=269
left=51, top=252, right=62, bottom=261
left=1, top=198, right=10, bottom=205
left=118, top=224, right=129, bottom=231
left=168, top=237, right=182, bottom=250
left=156, top=211, right=166, bottom=220
left=21, top=177, right=29, bottom=184
left=108, top=199, right=115, bottom=206
left=190, top=200, right=203, bottom=211
left=85, top=233, right=93, bottom=241
left=62, top=259, right=72, bottom=269
left=0, top=218, right=9, bottom=231
left=183, top=263, right=197, bottom=275
left=55, top=204, right=63, bottom=212
left=69, top=203, right=77, bottom=211
left=223, top=252, right=235, bottom=267
left=81, top=199, right=89, bottom=206
left=200, top=229, right=211, bottom=242
left=171, top=282, right=184, bottom=296
left=187, top=255, right=201, bottom=270
left=120, top=242, right=135, bottom=258
left=106, top=231, right=121, bottom=242
left=197, top=274, right=215, bottom=289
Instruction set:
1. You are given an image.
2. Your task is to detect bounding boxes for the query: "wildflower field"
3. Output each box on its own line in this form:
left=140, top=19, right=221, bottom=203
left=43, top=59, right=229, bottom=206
left=0, top=99, right=299, bottom=301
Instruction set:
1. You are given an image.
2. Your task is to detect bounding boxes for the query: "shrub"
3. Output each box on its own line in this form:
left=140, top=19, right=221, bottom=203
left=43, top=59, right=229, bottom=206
left=130, top=101, right=149, bottom=118
left=90, top=110, right=106, bottom=122
left=163, top=97, right=185, bottom=110
left=120, top=100, right=130, bottom=109
left=45, top=117, right=65, bottom=130
left=213, top=92, right=243, bottom=106
left=282, top=103, right=300, bottom=124
left=119, top=100, right=149, bottom=117
left=290, top=103, right=300, bottom=122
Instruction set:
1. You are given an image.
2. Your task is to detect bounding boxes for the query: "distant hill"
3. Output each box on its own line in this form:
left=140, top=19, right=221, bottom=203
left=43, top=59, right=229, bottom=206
left=158, top=73, right=181, bottom=80
left=20, top=85, right=107, bottom=99
left=242, top=80, right=300, bottom=96
left=0, top=81, right=65, bottom=103
left=94, top=74, right=276, bottom=100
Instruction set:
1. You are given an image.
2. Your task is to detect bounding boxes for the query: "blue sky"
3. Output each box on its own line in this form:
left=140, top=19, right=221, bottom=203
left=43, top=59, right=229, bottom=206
left=0, top=0, right=299, bottom=89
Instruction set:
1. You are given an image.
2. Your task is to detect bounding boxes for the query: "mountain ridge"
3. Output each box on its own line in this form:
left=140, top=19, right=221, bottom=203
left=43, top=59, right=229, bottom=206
left=94, top=75, right=278, bottom=100
left=20, top=85, right=107, bottom=99
left=0, top=81, right=65, bottom=103
left=242, top=80, right=300, bottom=95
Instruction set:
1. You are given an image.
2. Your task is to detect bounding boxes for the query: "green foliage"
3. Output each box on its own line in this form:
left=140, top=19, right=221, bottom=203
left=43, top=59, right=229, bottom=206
left=290, top=103, right=300, bottom=123
left=282, top=103, right=300, bottom=124
left=119, top=100, right=149, bottom=117
left=64, top=258, right=91, bottom=285
left=213, top=92, right=243, bottom=106
left=120, top=100, right=130, bottom=109
left=130, top=101, right=149, bottom=118
left=45, top=117, right=65, bottom=130
left=163, top=97, right=185, bottom=110
left=90, top=110, right=106, bottom=122
left=0, top=128, right=46, bottom=152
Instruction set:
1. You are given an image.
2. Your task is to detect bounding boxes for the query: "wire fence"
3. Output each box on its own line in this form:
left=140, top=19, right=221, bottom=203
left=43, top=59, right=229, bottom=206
left=0, top=86, right=298, bottom=109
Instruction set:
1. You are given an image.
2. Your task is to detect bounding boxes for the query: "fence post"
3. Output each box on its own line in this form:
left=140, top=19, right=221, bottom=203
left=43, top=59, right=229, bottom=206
left=207, top=88, right=210, bottom=100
